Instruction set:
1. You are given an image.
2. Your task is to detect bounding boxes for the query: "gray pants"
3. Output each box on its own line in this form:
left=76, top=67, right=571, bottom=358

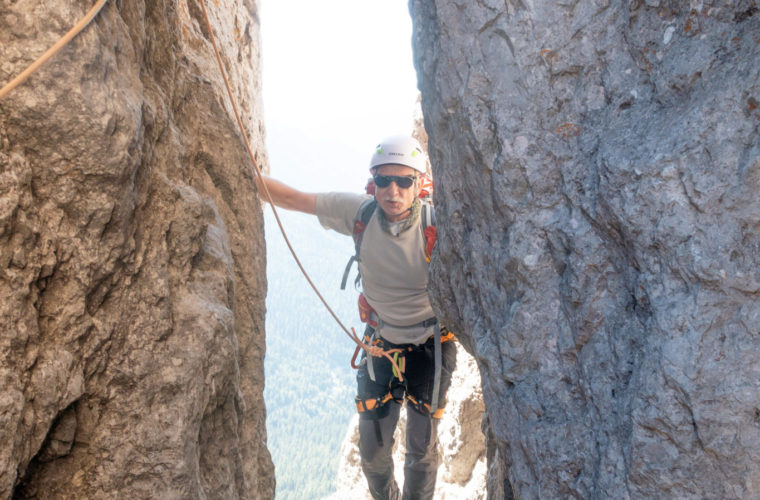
left=359, top=401, right=439, bottom=500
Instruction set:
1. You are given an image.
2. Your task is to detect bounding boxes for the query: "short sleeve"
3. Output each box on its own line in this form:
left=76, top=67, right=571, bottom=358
left=315, top=192, right=372, bottom=235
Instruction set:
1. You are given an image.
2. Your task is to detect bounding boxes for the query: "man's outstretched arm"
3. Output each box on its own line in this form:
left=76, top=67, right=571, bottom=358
left=257, top=175, right=317, bottom=215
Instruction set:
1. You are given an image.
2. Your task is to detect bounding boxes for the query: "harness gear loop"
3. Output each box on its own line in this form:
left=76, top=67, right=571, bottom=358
left=349, top=328, right=404, bottom=382
left=350, top=343, right=363, bottom=369
left=391, top=352, right=401, bottom=379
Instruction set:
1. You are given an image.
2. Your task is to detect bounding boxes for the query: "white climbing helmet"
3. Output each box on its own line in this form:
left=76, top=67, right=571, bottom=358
left=369, top=135, right=427, bottom=174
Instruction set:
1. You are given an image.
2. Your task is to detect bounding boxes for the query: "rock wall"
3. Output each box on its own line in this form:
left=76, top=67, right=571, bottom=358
left=0, top=1, right=272, bottom=498
left=410, top=1, right=760, bottom=498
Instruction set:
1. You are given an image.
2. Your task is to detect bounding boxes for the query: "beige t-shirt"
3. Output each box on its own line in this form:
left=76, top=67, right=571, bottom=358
left=316, top=192, right=435, bottom=345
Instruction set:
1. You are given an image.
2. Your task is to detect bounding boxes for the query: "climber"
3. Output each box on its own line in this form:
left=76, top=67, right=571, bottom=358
left=257, top=135, right=456, bottom=500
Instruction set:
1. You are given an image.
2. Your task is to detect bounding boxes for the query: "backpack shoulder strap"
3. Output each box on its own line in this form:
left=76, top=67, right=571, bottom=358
left=353, top=198, right=377, bottom=246
left=421, top=202, right=435, bottom=229
left=341, top=198, right=377, bottom=290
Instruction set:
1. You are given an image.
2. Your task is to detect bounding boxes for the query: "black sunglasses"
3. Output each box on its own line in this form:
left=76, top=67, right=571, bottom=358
left=373, top=174, right=417, bottom=189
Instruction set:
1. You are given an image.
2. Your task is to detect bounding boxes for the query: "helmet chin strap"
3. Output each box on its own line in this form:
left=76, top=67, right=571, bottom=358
left=398, top=195, right=421, bottom=217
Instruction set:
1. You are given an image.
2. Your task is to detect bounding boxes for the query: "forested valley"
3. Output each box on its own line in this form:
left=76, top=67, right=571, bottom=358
left=264, top=209, right=359, bottom=499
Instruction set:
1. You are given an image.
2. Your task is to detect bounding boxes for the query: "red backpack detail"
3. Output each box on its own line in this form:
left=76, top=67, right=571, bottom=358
left=365, top=177, right=376, bottom=196
left=358, top=293, right=378, bottom=328
left=418, top=175, right=434, bottom=199
left=424, top=225, right=437, bottom=263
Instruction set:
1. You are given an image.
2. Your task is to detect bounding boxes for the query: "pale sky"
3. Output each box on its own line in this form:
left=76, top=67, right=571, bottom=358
left=260, top=0, right=420, bottom=192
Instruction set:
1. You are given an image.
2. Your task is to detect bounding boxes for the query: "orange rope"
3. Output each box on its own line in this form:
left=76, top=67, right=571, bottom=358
left=197, top=0, right=404, bottom=379
left=0, top=0, right=109, bottom=100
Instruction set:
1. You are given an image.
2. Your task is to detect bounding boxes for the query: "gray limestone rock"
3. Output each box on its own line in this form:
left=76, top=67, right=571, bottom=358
left=410, top=0, right=760, bottom=498
left=0, top=1, right=272, bottom=498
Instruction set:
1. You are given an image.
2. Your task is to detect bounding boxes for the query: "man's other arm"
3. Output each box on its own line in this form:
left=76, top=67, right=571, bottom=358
left=257, top=175, right=317, bottom=215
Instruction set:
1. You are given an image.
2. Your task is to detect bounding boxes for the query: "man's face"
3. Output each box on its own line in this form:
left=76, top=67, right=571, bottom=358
left=373, top=164, right=420, bottom=222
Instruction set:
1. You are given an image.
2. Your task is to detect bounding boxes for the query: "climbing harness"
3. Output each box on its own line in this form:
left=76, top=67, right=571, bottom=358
left=0, top=0, right=109, bottom=100
left=354, top=325, right=456, bottom=420
left=343, top=193, right=451, bottom=414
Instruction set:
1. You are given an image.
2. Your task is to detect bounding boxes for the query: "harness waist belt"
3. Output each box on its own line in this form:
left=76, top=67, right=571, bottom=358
left=378, top=316, right=437, bottom=331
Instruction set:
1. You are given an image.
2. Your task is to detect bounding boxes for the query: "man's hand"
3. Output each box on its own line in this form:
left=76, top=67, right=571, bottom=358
left=257, top=175, right=317, bottom=215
